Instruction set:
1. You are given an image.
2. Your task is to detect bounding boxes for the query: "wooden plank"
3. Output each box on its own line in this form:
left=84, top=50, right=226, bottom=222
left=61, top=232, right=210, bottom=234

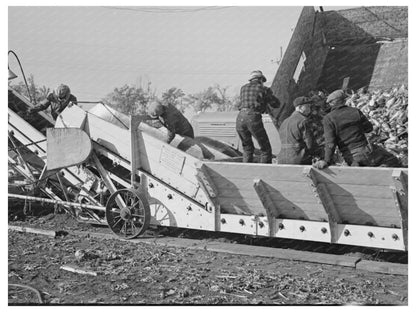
left=325, top=183, right=394, bottom=199
left=69, top=230, right=361, bottom=268
left=204, top=162, right=408, bottom=186
left=356, top=260, right=407, bottom=276
left=218, top=197, right=328, bottom=220
left=138, top=132, right=201, bottom=198
left=9, top=225, right=57, bottom=237
left=215, top=179, right=394, bottom=200
left=313, top=166, right=408, bottom=186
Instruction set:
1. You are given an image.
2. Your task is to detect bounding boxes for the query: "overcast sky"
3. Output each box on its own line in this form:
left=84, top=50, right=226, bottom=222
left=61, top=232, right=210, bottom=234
left=8, top=6, right=356, bottom=101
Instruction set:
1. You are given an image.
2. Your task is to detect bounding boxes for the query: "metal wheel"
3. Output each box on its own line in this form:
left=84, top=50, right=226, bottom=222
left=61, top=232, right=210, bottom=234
left=105, top=188, right=150, bottom=239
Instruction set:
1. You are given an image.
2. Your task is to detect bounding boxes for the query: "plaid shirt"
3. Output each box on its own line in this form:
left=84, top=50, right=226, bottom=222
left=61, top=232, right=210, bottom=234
left=238, top=80, right=279, bottom=113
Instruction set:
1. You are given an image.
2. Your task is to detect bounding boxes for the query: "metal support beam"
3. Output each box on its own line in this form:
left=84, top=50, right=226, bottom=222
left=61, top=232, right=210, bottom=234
left=56, top=172, right=70, bottom=202
left=253, top=179, right=277, bottom=236
left=129, top=115, right=142, bottom=187
left=92, top=152, right=126, bottom=209
left=303, top=167, right=341, bottom=243
left=8, top=193, right=105, bottom=211
left=391, top=169, right=408, bottom=250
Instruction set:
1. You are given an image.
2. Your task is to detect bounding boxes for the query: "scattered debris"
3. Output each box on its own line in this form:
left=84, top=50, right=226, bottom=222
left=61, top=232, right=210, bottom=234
left=60, top=265, right=98, bottom=276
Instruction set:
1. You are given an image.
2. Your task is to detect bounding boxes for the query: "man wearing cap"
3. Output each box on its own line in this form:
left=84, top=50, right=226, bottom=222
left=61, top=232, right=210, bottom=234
left=236, top=70, right=280, bottom=163
left=314, top=89, right=373, bottom=169
left=147, top=101, right=194, bottom=144
left=277, top=96, right=317, bottom=164
left=28, top=84, right=77, bottom=120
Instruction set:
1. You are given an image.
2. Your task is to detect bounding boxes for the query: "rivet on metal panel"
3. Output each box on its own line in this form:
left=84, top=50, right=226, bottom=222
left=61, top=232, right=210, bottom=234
left=149, top=183, right=154, bottom=188
left=167, top=194, right=173, bottom=200
left=368, top=232, right=374, bottom=238
left=299, top=226, right=305, bottom=232
left=239, top=219, right=245, bottom=226
left=278, top=223, right=284, bottom=230
left=392, top=234, right=399, bottom=241
left=259, top=221, right=264, bottom=228
left=221, top=218, right=226, bottom=224
left=344, top=229, right=351, bottom=236
left=321, top=227, right=327, bottom=234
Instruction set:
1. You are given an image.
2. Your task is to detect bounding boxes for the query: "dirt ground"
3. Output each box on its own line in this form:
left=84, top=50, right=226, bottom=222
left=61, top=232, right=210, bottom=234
left=8, top=212, right=408, bottom=305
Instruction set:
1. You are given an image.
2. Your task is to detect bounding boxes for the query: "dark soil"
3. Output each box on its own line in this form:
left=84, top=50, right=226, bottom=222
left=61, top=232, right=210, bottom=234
left=8, top=212, right=408, bottom=305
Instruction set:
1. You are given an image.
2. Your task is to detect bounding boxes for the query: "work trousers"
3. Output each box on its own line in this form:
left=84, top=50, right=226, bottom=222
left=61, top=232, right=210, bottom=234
left=236, top=110, right=272, bottom=163
left=342, top=143, right=401, bottom=167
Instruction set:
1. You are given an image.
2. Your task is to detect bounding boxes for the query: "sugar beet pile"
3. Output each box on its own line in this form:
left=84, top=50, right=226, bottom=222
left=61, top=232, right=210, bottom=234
left=307, top=85, right=408, bottom=167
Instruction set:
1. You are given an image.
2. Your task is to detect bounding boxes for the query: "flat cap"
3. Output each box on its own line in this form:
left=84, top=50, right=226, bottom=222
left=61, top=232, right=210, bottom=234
left=326, top=89, right=346, bottom=103
left=293, top=96, right=313, bottom=107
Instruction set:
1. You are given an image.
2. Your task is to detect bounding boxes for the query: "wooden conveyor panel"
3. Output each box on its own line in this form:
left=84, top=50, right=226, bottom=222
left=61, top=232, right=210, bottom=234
left=203, top=162, right=407, bottom=228
left=56, top=105, right=408, bottom=239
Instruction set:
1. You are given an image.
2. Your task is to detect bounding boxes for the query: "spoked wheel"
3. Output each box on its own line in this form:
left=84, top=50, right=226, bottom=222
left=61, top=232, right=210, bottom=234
left=105, top=188, right=150, bottom=239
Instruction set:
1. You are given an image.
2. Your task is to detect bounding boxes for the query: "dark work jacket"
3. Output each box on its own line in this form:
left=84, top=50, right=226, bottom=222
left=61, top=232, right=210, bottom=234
left=159, top=103, right=194, bottom=143
left=278, top=111, right=315, bottom=164
left=322, top=104, right=373, bottom=163
left=31, top=92, right=77, bottom=120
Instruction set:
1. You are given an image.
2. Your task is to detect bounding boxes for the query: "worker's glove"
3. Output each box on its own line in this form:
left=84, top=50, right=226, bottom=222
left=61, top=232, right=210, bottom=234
left=313, top=160, right=328, bottom=170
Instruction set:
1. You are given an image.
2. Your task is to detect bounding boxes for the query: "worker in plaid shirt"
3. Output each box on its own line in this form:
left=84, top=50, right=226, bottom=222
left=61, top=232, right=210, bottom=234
left=236, top=70, right=280, bottom=163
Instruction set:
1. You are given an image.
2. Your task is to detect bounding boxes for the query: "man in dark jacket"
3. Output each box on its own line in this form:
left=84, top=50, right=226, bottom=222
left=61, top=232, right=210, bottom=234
left=278, top=96, right=317, bottom=164
left=314, top=90, right=374, bottom=169
left=147, top=101, right=194, bottom=144
left=236, top=70, right=280, bottom=163
left=28, top=84, right=77, bottom=120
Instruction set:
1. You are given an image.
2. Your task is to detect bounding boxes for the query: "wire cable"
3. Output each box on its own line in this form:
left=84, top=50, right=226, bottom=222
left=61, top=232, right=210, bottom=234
left=8, top=283, right=44, bottom=304
left=101, top=6, right=234, bottom=14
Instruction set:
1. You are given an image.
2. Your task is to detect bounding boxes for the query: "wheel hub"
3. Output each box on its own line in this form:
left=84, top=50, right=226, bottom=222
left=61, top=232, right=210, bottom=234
left=120, top=207, right=132, bottom=220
